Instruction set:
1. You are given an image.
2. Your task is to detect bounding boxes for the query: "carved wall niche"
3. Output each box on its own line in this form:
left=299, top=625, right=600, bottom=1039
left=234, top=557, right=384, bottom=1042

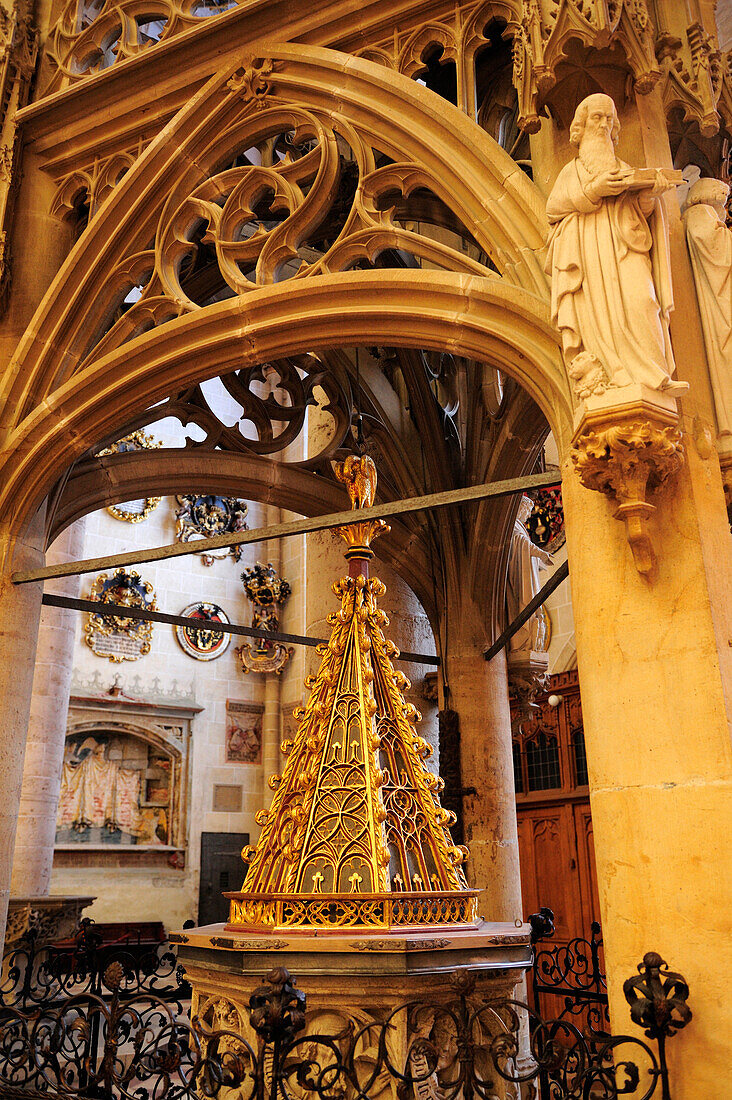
left=54, top=696, right=196, bottom=860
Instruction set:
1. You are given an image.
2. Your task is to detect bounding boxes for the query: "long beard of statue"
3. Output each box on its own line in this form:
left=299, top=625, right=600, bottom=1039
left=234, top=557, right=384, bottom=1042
left=578, top=133, right=617, bottom=176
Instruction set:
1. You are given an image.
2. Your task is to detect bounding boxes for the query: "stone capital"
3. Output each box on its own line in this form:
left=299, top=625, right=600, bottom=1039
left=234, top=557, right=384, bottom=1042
left=570, top=391, right=684, bottom=578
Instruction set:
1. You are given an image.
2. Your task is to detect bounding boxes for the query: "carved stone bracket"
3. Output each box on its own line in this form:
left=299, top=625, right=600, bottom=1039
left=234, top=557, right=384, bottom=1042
left=508, top=650, right=550, bottom=724
left=571, top=397, right=684, bottom=577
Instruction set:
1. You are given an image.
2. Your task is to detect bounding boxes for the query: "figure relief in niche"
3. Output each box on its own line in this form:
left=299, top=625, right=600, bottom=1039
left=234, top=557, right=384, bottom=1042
left=545, top=93, right=689, bottom=402
left=56, top=734, right=172, bottom=846
left=507, top=495, right=552, bottom=656
left=683, top=178, right=732, bottom=440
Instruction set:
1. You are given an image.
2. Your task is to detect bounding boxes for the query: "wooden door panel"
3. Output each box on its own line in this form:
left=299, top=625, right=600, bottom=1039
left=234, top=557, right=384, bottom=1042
left=517, top=815, right=540, bottom=918
left=573, top=802, right=601, bottom=927
left=517, top=804, right=579, bottom=940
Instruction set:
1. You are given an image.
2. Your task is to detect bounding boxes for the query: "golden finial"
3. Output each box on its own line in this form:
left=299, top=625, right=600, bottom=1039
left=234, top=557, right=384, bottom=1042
left=333, top=454, right=390, bottom=558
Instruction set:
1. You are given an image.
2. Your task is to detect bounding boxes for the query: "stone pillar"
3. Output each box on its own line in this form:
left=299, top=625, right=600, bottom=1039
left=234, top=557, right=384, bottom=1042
left=561, top=443, right=732, bottom=1093
left=11, top=520, right=85, bottom=897
left=0, top=512, right=46, bottom=947
left=261, top=505, right=282, bottom=801
left=442, top=595, right=523, bottom=926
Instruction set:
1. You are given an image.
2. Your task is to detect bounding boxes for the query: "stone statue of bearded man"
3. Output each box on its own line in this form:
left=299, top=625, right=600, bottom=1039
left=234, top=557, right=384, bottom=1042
left=545, top=93, right=688, bottom=400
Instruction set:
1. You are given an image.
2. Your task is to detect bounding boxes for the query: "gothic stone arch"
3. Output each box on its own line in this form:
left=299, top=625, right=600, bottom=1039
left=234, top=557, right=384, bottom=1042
left=0, top=45, right=570, bottom=554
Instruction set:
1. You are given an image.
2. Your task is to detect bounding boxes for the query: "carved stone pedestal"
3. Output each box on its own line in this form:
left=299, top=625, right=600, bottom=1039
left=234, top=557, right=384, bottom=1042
left=570, top=386, right=684, bottom=578
left=176, top=921, right=532, bottom=1100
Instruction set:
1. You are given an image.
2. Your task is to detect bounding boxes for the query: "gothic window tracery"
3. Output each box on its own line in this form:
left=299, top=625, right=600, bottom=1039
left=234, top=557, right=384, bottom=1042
left=66, top=96, right=500, bottom=379
left=512, top=674, right=588, bottom=798
left=413, top=44, right=458, bottom=107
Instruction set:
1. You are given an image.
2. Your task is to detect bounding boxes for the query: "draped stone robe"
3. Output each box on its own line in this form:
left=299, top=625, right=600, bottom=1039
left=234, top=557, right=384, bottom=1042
left=545, top=158, right=676, bottom=390
left=684, top=202, right=732, bottom=437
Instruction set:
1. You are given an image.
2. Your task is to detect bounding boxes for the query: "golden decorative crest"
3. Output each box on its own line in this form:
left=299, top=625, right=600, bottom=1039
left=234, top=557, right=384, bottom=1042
left=84, top=569, right=156, bottom=663
left=226, top=458, right=476, bottom=933
left=235, top=563, right=294, bottom=676
left=97, top=431, right=162, bottom=523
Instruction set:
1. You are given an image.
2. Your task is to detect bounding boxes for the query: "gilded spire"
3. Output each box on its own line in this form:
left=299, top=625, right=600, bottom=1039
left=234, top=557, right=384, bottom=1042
left=226, top=457, right=477, bottom=932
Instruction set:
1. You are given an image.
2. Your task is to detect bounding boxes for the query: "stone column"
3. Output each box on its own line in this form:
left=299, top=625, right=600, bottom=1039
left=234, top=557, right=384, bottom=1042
left=0, top=512, right=46, bottom=947
left=561, top=443, right=732, bottom=1093
left=11, top=521, right=85, bottom=897
left=442, top=594, right=523, bottom=926
left=261, top=505, right=282, bottom=801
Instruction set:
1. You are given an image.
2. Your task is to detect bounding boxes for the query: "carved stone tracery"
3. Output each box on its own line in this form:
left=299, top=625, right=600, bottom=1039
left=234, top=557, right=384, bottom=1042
left=75, top=72, right=498, bottom=380
left=0, top=0, right=38, bottom=311
left=50, top=146, right=146, bottom=223
left=655, top=16, right=732, bottom=140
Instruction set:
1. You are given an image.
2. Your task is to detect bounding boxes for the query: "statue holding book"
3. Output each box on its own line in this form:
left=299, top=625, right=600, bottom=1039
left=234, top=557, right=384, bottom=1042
left=545, top=93, right=688, bottom=401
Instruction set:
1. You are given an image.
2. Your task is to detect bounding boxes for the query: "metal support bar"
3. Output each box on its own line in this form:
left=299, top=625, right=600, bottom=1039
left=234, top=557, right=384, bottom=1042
left=484, top=559, right=570, bottom=661
left=41, top=593, right=441, bottom=666
left=13, top=472, right=560, bottom=585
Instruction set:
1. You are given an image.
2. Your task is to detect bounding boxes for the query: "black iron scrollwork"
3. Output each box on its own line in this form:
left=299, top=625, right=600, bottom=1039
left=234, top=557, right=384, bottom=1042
left=249, top=967, right=306, bottom=1045
left=623, top=952, right=692, bottom=1041
left=623, top=952, right=692, bottom=1100
left=0, top=950, right=690, bottom=1100
left=0, top=917, right=190, bottom=1012
left=529, top=906, right=555, bottom=943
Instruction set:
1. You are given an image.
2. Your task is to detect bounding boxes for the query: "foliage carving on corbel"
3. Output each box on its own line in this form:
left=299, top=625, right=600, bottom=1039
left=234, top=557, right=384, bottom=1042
left=571, top=420, right=684, bottom=577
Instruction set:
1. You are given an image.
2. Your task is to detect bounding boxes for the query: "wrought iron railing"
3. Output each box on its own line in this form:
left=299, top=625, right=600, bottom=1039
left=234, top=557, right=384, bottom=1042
left=0, top=946, right=691, bottom=1100
left=528, top=906, right=609, bottom=1035
left=0, top=917, right=191, bottom=1013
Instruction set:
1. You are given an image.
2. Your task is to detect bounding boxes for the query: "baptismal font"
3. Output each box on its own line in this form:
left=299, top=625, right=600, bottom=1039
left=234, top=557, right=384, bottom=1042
left=175, top=456, right=532, bottom=1099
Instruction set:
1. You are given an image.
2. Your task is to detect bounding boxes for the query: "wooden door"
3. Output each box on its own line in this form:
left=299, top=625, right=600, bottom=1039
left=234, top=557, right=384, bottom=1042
left=517, top=803, right=581, bottom=942
left=573, top=802, right=601, bottom=928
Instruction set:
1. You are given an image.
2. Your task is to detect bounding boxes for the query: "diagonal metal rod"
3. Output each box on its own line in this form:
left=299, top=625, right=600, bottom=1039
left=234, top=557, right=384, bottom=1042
left=41, top=593, right=441, bottom=666
left=13, top=472, right=560, bottom=585
left=484, top=559, right=570, bottom=661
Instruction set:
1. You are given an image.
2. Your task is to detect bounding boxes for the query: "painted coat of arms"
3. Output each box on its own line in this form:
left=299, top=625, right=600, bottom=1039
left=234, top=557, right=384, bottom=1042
left=85, top=569, right=156, bottom=663
left=175, top=495, right=248, bottom=565
left=175, top=602, right=231, bottom=660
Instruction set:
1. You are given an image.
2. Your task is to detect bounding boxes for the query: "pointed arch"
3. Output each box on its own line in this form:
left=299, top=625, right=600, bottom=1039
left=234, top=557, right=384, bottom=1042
left=0, top=44, right=567, bottom=548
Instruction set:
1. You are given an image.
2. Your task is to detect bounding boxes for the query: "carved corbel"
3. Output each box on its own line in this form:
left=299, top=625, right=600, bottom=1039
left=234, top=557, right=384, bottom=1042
left=571, top=411, right=684, bottom=577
